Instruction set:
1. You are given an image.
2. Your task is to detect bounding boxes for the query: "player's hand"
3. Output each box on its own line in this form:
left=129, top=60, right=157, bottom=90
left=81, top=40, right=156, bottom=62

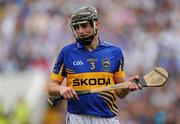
left=59, top=86, right=79, bottom=100
left=128, top=75, right=142, bottom=91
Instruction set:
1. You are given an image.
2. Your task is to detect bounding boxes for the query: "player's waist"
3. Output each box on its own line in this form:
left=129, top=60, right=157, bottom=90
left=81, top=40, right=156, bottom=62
left=67, top=72, right=115, bottom=91
left=67, top=94, right=118, bottom=117
left=67, top=111, right=116, bottom=118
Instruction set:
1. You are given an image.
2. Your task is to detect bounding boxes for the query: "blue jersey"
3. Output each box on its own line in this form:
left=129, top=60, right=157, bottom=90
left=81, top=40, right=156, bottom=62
left=50, top=39, right=125, bottom=117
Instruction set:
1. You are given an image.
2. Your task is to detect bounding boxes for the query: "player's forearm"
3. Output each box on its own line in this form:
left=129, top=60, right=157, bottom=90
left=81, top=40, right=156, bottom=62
left=47, top=80, right=62, bottom=95
left=115, top=89, right=129, bottom=99
left=114, top=77, right=129, bottom=98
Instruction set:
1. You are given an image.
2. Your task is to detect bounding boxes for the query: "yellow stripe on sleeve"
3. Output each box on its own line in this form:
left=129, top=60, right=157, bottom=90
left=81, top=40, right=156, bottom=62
left=114, top=71, right=126, bottom=79
left=50, top=65, right=64, bottom=82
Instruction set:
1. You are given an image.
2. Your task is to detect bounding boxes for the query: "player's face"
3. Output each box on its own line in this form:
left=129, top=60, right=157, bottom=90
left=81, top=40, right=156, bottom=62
left=72, top=22, right=94, bottom=38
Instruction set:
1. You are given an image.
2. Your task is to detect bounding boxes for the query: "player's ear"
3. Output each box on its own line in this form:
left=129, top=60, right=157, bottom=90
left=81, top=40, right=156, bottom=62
left=95, top=21, right=101, bottom=30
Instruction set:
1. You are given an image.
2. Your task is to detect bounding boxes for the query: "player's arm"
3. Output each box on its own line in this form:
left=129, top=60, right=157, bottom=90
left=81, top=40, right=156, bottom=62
left=114, top=76, right=141, bottom=99
left=47, top=48, right=78, bottom=100
left=114, top=49, right=141, bottom=99
left=48, top=79, right=79, bottom=100
left=48, top=79, right=64, bottom=95
left=114, top=74, right=129, bottom=99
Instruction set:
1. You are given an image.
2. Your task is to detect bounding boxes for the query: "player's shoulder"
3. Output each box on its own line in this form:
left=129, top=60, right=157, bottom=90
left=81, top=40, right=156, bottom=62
left=103, top=41, right=123, bottom=52
left=61, top=42, right=76, bottom=51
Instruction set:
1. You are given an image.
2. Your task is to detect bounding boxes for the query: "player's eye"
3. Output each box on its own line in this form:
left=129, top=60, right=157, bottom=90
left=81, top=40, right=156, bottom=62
left=73, top=22, right=90, bottom=30
left=73, top=25, right=80, bottom=30
left=80, top=23, right=89, bottom=28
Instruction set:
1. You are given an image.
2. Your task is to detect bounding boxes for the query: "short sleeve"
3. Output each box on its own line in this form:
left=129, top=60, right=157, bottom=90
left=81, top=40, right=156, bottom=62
left=50, top=48, right=66, bottom=82
left=114, top=48, right=126, bottom=81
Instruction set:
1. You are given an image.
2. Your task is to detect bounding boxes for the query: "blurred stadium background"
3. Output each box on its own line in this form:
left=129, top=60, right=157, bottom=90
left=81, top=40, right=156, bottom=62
left=0, top=0, right=180, bottom=124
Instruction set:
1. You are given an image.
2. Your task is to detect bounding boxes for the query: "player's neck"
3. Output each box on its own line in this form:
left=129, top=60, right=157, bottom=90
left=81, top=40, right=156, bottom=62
left=84, top=35, right=99, bottom=52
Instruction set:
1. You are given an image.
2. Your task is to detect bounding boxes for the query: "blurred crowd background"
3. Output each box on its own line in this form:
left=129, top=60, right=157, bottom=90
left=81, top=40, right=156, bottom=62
left=0, top=0, right=180, bottom=124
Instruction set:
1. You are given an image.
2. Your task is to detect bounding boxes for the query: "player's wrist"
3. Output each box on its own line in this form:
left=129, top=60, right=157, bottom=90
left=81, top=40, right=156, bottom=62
left=58, top=85, right=65, bottom=94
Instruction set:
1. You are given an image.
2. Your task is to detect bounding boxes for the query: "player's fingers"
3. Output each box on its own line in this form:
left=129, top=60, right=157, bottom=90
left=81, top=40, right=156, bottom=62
left=68, top=88, right=78, bottom=100
left=61, top=90, right=70, bottom=99
left=63, top=89, right=71, bottom=99
left=66, top=89, right=79, bottom=100
left=129, top=82, right=138, bottom=91
left=128, top=82, right=133, bottom=90
left=63, top=93, right=68, bottom=100
left=67, top=90, right=74, bottom=98
left=131, top=81, right=142, bottom=90
left=137, top=83, right=142, bottom=90
left=66, top=92, right=72, bottom=99
left=72, top=90, right=79, bottom=100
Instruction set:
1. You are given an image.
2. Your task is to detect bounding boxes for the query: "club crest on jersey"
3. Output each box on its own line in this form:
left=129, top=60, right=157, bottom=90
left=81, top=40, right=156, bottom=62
left=102, top=59, right=110, bottom=71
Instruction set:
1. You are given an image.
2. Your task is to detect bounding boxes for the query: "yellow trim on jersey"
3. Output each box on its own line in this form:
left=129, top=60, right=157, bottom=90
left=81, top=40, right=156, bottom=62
left=98, top=92, right=118, bottom=109
left=104, top=100, right=118, bottom=114
left=99, top=90, right=115, bottom=94
left=66, top=68, right=74, bottom=72
left=98, top=91, right=116, bottom=101
left=66, top=68, right=75, bottom=74
left=98, top=95, right=118, bottom=114
left=67, top=72, right=115, bottom=91
left=50, top=65, right=64, bottom=81
left=114, top=58, right=125, bottom=79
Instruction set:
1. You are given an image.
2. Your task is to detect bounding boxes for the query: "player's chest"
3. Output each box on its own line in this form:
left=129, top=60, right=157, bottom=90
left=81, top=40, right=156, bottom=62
left=64, top=51, right=118, bottom=73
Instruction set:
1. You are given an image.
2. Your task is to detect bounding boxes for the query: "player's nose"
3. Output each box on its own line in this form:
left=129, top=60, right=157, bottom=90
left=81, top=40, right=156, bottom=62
left=77, top=26, right=86, bottom=33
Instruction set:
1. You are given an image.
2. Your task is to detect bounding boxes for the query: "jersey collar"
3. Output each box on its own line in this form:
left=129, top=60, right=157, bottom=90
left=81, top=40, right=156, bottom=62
left=75, top=37, right=106, bottom=49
